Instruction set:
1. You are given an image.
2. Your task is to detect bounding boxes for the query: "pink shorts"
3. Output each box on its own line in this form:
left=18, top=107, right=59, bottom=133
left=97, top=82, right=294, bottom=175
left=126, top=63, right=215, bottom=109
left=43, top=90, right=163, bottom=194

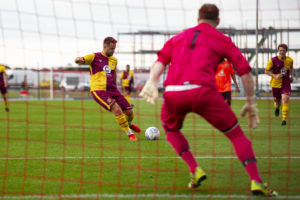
left=220, top=91, right=232, bottom=104
left=91, top=90, right=132, bottom=111
left=161, top=87, right=237, bottom=133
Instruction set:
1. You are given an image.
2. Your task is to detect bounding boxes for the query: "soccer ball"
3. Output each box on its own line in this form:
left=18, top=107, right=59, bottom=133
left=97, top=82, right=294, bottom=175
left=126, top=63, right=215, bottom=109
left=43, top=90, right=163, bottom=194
left=145, top=127, right=160, bottom=140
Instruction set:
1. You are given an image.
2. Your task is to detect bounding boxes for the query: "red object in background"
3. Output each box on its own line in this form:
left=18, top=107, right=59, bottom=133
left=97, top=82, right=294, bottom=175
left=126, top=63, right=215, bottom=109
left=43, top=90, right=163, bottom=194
left=20, top=90, right=29, bottom=96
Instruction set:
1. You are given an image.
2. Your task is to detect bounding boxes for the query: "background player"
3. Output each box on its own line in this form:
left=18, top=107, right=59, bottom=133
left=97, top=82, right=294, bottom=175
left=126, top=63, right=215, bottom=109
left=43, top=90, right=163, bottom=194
left=0, top=64, right=9, bottom=112
left=120, top=64, right=134, bottom=105
left=215, top=58, right=239, bottom=105
left=140, top=3, right=277, bottom=197
left=75, top=37, right=140, bottom=141
left=265, top=44, right=294, bottom=125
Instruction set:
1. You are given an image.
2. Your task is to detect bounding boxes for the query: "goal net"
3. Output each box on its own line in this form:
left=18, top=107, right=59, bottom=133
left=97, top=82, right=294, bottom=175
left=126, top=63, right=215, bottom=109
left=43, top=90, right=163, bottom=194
left=0, top=0, right=300, bottom=199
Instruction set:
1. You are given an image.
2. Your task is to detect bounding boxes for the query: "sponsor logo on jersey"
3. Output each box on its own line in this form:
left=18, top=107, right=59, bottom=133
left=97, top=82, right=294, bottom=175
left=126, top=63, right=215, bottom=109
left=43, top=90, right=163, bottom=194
left=281, top=68, right=286, bottom=75
left=218, top=69, right=226, bottom=76
left=103, top=65, right=112, bottom=74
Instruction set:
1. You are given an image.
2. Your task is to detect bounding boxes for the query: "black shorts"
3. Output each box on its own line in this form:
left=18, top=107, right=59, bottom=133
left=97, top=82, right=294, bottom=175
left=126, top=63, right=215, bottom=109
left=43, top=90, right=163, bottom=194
left=220, top=91, right=232, bottom=105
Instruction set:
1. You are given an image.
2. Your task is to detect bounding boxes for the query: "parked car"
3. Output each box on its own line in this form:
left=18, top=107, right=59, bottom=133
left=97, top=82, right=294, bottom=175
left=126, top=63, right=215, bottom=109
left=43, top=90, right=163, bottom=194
left=291, top=83, right=300, bottom=92
left=135, top=80, right=165, bottom=93
left=135, top=80, right=146, bottom=93
left=78, top=81, right=90, bottom=91
left=59, top=77, right=79, bottom=90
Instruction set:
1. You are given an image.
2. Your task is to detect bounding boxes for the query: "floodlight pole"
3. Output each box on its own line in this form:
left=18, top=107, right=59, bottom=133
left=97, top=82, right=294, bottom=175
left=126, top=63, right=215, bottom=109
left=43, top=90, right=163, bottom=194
left=255, top=0, right=259, bottom=96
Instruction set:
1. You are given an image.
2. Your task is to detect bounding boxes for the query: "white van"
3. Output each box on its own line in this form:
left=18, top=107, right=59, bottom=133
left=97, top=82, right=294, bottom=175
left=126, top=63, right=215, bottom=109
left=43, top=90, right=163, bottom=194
left=59, top=77, right=79, bottom=90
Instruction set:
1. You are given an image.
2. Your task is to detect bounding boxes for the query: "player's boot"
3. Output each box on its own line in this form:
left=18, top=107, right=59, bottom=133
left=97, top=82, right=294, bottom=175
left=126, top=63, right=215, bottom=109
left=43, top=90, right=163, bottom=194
left=281, top=120, right=287, bottom=126
left=251, top=180, right=278, bottom=197
left=130, top=123, right=141, bottom=133
left=275, top=108, right=279, bottom=117
left=188, top=167, right=207, bottom=189
left=128, top=134, right=137, bottom=141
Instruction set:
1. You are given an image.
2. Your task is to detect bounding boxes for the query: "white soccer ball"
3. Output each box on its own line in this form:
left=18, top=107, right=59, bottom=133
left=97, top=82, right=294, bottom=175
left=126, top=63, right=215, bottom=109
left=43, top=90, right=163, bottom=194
left=145, top=127, right=160, bottom=140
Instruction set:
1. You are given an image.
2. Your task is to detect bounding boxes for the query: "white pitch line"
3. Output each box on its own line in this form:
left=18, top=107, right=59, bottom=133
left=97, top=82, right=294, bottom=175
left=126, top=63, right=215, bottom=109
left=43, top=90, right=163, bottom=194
left=2, top=121, right=299, bottom=129
left=2, top=126, right=300, bottom=132
left=1, top=193, right=300, bottom=199
left=1, top=156, right=300, bottom=160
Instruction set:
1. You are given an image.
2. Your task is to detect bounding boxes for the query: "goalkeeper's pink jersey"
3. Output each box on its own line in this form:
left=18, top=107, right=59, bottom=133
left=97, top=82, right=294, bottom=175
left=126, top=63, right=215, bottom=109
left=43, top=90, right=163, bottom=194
left=156, top=23, right=251, bottom=88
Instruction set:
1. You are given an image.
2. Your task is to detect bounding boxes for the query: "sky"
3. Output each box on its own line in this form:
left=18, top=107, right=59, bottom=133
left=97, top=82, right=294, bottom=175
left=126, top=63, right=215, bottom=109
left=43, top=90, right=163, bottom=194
left=0, top=0, right=300, bottom=70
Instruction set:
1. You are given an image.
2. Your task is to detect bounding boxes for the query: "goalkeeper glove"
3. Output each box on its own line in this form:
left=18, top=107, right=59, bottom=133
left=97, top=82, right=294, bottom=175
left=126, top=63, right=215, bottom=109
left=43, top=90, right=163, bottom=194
left=240, top=96, right=260, bottom=129
left=139, top=79, right=158, bottom=104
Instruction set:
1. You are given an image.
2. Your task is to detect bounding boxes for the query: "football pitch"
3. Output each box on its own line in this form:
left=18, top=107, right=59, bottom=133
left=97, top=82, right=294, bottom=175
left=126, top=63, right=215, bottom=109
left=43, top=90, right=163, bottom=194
left=0, top=98, right=300, bottom=199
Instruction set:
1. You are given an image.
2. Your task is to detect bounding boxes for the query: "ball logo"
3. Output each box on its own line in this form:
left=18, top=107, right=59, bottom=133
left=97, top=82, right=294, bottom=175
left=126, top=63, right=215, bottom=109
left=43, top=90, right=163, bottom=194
left=103, top=65, right=111, bottom=74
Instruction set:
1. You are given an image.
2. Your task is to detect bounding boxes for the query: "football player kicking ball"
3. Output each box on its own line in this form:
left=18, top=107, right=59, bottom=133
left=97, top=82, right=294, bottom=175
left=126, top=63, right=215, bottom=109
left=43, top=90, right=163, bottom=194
left=75, top=37, right=140, bottom=141
left=140, top=4, right=277, bottom=197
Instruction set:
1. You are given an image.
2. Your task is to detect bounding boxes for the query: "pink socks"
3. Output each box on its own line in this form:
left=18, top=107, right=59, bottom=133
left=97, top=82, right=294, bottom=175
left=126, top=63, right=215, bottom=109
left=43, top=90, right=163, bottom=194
left=225, top=125, right=262, bottom=183
left=166, top=131, right=198, bottom=173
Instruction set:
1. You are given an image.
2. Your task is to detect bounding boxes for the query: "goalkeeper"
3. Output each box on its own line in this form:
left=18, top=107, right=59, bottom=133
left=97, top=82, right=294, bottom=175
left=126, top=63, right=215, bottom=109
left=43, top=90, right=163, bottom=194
left=140, top=3, right=277, bottom=197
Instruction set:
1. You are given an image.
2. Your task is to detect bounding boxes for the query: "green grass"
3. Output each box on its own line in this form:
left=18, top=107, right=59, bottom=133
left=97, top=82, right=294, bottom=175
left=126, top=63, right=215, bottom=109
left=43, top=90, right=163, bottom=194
left=0, top=98, right=300, bottom=199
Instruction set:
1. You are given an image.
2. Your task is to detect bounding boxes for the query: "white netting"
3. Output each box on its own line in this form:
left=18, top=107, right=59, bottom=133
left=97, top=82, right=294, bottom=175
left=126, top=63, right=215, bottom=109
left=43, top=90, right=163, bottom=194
left=0, top=0, right=299, bottom=69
